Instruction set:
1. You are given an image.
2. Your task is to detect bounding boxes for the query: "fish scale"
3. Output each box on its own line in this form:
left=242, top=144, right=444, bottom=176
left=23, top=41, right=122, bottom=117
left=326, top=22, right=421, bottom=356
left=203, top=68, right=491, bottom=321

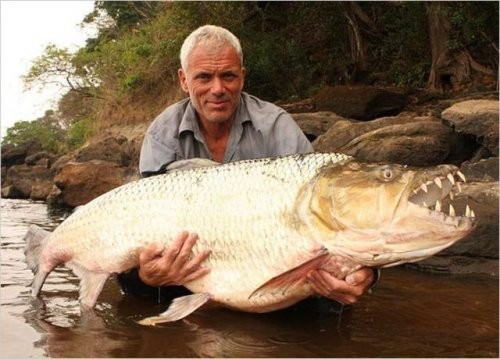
left=24, top=152, right=475, bottom=324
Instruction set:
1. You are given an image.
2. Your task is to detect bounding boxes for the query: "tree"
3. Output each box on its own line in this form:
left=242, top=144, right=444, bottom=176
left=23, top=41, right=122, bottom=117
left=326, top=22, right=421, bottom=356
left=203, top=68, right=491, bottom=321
left=23, top=44, right=102, bottom=99
left=426, top=2, right=497, bottom=92
left=2, top=111, right=66, bottom=153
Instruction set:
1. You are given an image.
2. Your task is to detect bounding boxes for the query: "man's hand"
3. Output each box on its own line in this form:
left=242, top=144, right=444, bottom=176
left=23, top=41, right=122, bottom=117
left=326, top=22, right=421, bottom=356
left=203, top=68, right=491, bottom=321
left=307, top=267, right=375, bottom=305
left=138, top=231, right=211, bottom=287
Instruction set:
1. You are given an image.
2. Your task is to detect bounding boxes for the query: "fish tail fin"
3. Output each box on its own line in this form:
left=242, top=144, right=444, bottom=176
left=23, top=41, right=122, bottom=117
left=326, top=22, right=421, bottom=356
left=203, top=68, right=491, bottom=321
left=137, top=293, right=211, bottom=326
left=23, top=224, right=51, bottom=297
left=24, top=224, right=50, bottom=273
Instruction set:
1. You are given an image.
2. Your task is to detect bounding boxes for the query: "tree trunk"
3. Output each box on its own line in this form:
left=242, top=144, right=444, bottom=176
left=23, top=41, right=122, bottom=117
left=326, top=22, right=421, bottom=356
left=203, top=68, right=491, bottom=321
left=342, top=2, right=368, bottom=73
left=426, top=2, right=496, bottom=92
left=426, top=2, right=452, bottom=91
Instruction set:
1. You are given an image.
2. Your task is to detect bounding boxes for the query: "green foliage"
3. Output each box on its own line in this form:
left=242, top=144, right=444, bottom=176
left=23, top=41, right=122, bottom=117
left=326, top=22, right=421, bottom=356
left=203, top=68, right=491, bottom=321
left=15, top=0, right=498, bottom=156
left=2, top=112, right=65, bottom=154
left=66, top=118, right=94, bottom=149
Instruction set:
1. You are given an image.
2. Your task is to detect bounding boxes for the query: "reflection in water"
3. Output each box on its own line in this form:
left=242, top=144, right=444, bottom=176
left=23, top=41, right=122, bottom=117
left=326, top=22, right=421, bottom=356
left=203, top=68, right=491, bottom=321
left=1, top=199, right=499, bottom=357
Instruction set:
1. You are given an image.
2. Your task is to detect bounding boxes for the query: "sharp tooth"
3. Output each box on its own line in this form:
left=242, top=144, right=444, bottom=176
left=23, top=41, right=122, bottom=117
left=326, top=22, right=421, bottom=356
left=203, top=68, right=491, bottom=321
left=420, top=183, right=428, bottom=193
left=449, top=204, right=455, bottom=217
left=465, top=204, right=471, bottom=217
left=447, top=173, right=456, bottom=185
left=434, top=177, right=442, bottom=188
left=457, top=182, right=462, bottom=193
left=435, top=200, right=441, bottom=212
left=457, top=170, right=466, bottom=182
left=423, top=201, right=428, bottom=207
left=471, top=210, right=476, bottom=218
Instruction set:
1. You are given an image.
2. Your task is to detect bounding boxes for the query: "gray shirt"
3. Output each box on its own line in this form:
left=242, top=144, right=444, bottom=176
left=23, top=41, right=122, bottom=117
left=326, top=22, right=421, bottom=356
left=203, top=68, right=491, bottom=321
left=139, top=92, right=313, bottom=176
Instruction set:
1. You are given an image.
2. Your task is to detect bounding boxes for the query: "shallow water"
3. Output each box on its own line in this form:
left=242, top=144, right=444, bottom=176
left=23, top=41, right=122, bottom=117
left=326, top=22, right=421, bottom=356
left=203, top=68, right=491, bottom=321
left=1, top=198, right=498, bottom=358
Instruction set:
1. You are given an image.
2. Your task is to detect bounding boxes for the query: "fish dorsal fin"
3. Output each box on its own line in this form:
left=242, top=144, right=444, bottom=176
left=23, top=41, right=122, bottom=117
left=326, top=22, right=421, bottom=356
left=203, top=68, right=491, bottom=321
left=249, top=248, right=330, bottom=300
left=166, top=158, right=220, bottom=171
left=137, top=293, right=211, bottom=326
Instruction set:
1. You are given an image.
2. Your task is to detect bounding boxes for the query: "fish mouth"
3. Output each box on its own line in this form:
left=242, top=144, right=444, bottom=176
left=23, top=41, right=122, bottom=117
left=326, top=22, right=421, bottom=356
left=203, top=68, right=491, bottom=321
left=406, top=166, right=476, bottom=227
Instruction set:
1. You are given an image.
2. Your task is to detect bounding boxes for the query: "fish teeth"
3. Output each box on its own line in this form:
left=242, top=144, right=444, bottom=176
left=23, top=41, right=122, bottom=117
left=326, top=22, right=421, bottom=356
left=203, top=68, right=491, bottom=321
left=434, top=177, right=442, bottom=189
left=471, top=209, right=476, bottom=218
left=449, top=191, right=454, bottom=200
left=465, top=204, right=471, bottom=217
left=435, top=200, right=441, bottom=212
left=457, top=170, right=466, bottom=182
left=449, top=204, right=455, bottom=217
left=447, top=173, right=456, bottom=185
left=420, top=183, right=428, bottom=193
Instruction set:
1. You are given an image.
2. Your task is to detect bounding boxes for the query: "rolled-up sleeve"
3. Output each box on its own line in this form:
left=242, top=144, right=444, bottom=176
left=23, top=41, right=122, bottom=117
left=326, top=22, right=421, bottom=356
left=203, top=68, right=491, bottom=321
left=139, top=131, right=177, bottom=176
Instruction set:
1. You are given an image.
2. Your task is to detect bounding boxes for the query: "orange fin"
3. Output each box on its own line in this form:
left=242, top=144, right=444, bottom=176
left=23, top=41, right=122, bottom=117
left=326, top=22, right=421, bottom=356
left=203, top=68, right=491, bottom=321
left=249, top=248, right=330, bottom=300
left=137, top=293, right=210, bottom=326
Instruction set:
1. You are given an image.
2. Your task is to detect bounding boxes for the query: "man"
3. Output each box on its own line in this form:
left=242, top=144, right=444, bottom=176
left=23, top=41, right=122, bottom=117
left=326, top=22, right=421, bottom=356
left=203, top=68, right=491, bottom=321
left=118, top=25, right=377, bottom=310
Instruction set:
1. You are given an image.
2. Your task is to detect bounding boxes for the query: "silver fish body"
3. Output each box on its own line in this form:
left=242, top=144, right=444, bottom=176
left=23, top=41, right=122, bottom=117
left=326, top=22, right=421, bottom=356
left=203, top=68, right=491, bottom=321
left=24, top=152, right=476, bottom=323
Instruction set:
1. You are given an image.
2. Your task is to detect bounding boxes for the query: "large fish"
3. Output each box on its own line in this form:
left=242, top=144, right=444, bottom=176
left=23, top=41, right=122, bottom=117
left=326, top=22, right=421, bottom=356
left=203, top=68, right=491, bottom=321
left=24, top=153, right=476, bottom=325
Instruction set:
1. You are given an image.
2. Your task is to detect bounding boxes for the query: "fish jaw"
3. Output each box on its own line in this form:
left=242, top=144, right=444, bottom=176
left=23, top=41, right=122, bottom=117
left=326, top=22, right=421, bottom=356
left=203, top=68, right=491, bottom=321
left=304, top=161, right=477, bottom=268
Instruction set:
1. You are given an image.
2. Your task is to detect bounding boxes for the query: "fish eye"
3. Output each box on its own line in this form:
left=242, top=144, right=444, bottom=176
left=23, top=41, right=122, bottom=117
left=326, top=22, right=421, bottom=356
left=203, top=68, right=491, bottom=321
left=382, top=168, right=393, bottom=180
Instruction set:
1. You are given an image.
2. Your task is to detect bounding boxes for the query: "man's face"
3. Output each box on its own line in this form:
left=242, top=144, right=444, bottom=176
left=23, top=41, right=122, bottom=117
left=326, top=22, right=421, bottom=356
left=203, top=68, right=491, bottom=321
left=178, top=44, right=246, bottom=125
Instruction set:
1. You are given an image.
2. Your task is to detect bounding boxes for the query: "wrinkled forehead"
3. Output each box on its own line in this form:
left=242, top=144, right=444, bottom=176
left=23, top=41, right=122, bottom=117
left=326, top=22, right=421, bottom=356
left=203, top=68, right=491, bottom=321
left=185, top=44, right=243, bottom=74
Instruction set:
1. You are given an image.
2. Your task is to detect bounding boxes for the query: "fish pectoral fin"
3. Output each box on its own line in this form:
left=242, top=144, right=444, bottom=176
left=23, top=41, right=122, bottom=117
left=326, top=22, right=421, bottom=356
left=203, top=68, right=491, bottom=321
left=137, top=293, right=211, bottom=326
left=68, top=263, right=110, bottom=308
left=249, top=250, right=330, bottom=300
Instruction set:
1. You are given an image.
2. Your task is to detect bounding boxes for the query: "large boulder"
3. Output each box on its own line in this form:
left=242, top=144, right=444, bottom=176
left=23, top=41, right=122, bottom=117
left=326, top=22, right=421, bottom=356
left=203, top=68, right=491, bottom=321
left=311, top=86, right=410, bottom=120
left=2, top=163, right=54, bottom=200
left=460, top=157, right=499, bottom=182
left=75, top=136, right=132, bottom=167
left=441, top=99, right=499, bottom=157
left=50, top=160, right=139, bottom=207
left=1, top=141, right=42, bottom=167
left=291, top=112, right=351, bottom=141
left=312, top=113, right=455, bottom=166
left=408, top=181, right=499, bottom=276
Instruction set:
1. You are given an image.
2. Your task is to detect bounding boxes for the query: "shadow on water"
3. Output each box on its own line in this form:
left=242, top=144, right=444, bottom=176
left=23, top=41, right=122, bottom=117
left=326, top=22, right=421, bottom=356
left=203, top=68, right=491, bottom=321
left=1, top=199, right=499, bottom=357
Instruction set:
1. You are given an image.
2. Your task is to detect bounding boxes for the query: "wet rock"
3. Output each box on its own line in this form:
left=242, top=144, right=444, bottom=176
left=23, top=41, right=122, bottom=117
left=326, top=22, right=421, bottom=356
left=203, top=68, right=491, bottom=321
left=1, top=185, right=26, bottom=199
left=2, top=163, right=54, bottom=199
left=1, top=141, right=42, bottom=167
left=313, top=113, right=453, bottom=166
left=52, top=160, right=138, bottom=207
left=51, top=154, right=75, bottom=172
left=441, top=99, right=499, bottom=157
left=461, top=157, right=499, bottom=182
left=25, top=151, right=56, bottom=167
left=30, top=181, right=55, bottom=201
left=291, top=112, right=351, bottom=141
left=405, top=256, right=498, bottom=277
left=311, top=85, right=410, bottom=120
left=410, top=181, right=499, bottom=276
left=75, top=136, right=132, bottom=167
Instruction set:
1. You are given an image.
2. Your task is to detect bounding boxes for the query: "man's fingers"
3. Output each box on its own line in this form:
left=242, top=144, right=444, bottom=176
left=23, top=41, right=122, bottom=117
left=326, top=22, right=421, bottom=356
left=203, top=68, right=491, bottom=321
left=186, top=250, right=211, bottom=268
left=345, top=267, right=374, bottom=287
left=163, top=231, right=198, bottom=263
left=175, top=232, right=199, bottom=263
left=182, top=267, right=211, bottom=284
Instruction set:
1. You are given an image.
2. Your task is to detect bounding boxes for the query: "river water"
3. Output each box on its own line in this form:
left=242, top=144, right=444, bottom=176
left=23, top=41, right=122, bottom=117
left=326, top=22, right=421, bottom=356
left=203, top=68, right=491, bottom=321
left=0, top=198, right=498, bottom=358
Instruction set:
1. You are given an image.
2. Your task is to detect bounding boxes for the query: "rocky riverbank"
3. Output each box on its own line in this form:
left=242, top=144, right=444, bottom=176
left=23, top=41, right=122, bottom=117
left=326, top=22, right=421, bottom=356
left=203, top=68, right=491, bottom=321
left=2, top=86, right=498, bottom=276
